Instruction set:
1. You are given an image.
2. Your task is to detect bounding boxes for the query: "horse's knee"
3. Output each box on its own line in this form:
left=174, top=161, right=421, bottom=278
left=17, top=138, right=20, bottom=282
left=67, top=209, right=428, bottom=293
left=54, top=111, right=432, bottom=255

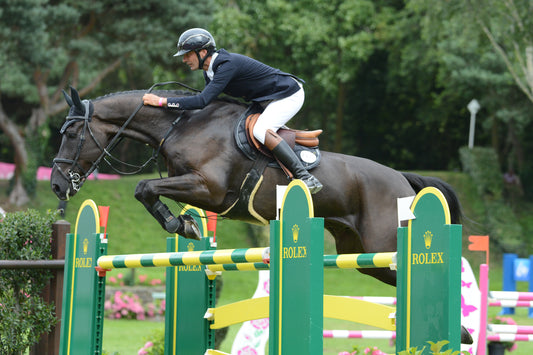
left=134, top=181, right=145, bottom=201
left=135, top=180, right=154, bottom=203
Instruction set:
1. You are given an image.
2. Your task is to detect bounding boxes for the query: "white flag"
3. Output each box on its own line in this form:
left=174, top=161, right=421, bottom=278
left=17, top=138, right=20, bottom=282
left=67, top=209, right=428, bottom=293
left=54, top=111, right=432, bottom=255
left=397, top=196, right=416, bottom=227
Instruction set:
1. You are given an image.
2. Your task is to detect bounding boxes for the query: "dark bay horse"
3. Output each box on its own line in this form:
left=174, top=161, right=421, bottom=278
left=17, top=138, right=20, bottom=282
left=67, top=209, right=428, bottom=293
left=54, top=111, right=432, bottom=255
left=51, top=88, right=462, bottom=287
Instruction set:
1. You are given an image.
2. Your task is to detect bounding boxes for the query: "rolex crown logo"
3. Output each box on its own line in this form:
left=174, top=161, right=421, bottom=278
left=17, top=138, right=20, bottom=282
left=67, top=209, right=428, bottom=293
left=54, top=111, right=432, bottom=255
left=423, top=230, right=433, bottom=249
left=83, top=238, right=89, bottom=255
left=292, top=224, right=299, bottom=243
left=187, top=242, right=195, bottom=252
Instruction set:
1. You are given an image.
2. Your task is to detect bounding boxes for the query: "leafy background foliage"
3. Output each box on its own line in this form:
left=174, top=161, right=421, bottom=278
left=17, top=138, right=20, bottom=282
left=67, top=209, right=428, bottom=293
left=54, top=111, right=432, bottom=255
left=0, top=209, right=59, bottom=354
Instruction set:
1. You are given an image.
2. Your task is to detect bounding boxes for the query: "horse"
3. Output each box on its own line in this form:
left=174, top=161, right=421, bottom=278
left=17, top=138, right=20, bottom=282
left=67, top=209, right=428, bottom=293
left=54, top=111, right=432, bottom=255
left=51, top=87, right=462, bottom=287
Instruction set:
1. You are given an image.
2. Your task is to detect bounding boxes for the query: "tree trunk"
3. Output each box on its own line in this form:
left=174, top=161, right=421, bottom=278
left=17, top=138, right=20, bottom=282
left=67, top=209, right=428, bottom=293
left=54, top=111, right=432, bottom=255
left=9, top=177, right=30, bottom=206
left=0, top=102, right=30, bottom=206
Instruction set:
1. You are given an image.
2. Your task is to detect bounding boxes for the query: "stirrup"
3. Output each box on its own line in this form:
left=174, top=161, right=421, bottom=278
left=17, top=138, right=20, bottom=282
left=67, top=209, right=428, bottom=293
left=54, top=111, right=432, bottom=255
left=301, top=175, right=323, bottom=194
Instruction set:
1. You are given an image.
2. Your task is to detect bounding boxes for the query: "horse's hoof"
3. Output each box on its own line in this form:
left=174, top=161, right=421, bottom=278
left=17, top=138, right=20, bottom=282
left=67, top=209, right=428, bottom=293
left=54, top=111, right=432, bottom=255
left=461, top=325, right=473, bottom=344
left=177, top=215, right=202, bottom=240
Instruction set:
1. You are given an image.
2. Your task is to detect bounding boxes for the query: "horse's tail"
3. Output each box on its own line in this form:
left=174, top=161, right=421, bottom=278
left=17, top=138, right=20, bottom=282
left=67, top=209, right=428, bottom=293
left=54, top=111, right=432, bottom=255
left=401, top=172, right=463, bottom=224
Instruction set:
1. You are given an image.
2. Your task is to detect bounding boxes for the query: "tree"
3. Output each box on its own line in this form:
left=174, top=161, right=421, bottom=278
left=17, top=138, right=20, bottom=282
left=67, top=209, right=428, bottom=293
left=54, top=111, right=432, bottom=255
left=404, top=0, right=533, bottom=181
left=467, top=0, right=533, bottom=103
left=0, top=0, right=212, bottom=205
left=212, top=0, right=390, bottom=152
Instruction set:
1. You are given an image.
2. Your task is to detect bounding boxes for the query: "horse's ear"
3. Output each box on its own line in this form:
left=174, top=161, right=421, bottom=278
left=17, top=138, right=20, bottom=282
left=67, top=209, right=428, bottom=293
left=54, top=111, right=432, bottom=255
left=62, top=89, right=73, bottom=107
left=69, top=86, right=84, bottom=111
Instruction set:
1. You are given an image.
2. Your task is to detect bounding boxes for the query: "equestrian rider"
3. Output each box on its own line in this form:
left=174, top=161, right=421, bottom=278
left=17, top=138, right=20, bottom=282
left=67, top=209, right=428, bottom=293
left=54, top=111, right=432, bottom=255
left=142, top=28, right=322, bottom=194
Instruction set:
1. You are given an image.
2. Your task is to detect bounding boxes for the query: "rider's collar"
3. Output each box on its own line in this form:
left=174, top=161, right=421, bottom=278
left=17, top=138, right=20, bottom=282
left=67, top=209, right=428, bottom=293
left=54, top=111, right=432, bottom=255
left=206, top=52, right=219, bottom=80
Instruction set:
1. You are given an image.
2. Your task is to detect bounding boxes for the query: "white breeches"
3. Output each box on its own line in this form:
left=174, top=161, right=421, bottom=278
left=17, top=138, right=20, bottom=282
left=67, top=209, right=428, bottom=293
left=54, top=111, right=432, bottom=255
left=252, top=83, right=304, bottom=144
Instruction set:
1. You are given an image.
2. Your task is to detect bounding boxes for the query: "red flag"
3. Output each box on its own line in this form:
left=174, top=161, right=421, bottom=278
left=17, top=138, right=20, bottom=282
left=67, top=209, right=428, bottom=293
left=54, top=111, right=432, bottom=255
left=468, top=235, right=489, bottom=265
left=468, top=235, right=489, bottom=251
left=98, top=206, right=110, bottom=238
left=206, top=211, right=217, bottom=240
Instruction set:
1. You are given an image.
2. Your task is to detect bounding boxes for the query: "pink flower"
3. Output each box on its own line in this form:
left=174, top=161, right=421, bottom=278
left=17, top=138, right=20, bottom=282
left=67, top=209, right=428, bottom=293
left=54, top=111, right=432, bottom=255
left=237, top=346, right=258, bottom=355
left=138, top=274, right=147, bottom=283
left=117, top=273, right=123, bottom=279
left=108, top=276, right=117, bottom=284
left=263, top=280, right=270, bottom=294
left=250, top=318, right=269, bottom=330
left=150, top=278, right=162, bottom=285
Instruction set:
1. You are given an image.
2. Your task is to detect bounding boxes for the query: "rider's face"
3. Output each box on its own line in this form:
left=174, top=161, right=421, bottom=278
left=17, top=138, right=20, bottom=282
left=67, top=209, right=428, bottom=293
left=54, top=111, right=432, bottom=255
left=182, top=51, right=198, bottom=70
left=183, top=50, right=207, bottom=71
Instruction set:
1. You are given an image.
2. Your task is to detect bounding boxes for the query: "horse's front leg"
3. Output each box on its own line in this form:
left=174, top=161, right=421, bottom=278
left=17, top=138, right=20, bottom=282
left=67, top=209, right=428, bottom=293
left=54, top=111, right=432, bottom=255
left=134, top=174, right=224, bottom=240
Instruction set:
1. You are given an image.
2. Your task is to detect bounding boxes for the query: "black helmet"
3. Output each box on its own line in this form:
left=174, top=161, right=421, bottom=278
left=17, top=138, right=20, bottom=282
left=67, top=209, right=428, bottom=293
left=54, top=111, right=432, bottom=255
left=174, top=28, right=216, bottom=57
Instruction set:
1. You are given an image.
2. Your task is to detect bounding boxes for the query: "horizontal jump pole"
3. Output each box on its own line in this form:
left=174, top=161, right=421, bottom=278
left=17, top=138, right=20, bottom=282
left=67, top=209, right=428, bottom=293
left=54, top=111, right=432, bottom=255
left=487, top=334, right=533, bottom=342
left=350, top=296, right=397, bottom=305
left=489, top=291, right=533, bottom=301
left=324, top=252, right=396, bottom=269
left=488, top=324, right=533, bottom=335
left=97, top=247, right=269, bottom=269
left=323, top=330, right=396, bottom=339
left=206, top=252, right=397, bottom=272
left=490, top=300, right=533, bottom=308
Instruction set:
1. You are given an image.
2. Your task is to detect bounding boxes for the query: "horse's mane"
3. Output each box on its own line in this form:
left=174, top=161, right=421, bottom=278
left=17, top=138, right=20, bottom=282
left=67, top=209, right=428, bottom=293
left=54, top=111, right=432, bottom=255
left=94, top=89, right=247, bottom=107
left=94, top=89, right=195, bottom=101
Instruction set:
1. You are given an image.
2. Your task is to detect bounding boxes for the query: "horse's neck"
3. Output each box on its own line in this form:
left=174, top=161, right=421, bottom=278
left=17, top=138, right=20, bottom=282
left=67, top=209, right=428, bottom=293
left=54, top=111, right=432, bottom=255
left=98, top=95, right=244, bottom=149
left=99, top=96, right=175, bottom=147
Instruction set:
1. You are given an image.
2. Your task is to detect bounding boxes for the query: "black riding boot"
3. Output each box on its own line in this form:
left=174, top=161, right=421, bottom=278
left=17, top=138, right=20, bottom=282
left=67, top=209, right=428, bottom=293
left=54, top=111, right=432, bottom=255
left=151, top=200, right=201, bottom=240
left=265, top=129, right=323, bottom=194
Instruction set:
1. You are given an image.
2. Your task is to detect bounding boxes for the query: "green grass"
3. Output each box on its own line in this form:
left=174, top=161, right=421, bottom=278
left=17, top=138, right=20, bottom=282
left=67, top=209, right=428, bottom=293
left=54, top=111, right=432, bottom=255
left=103, top=319, right=164, bottom=354
left=3, top=172, right=533, bottom=354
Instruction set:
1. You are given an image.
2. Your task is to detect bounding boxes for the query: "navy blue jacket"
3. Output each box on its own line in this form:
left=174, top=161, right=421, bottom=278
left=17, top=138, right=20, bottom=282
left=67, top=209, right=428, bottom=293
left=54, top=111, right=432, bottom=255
left=167, top=49, right=303, bottom=110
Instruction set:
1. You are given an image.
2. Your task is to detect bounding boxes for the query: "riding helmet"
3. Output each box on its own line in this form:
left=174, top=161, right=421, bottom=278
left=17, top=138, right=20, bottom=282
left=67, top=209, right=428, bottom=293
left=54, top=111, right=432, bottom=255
left=174, top=28, right=216, bottom=57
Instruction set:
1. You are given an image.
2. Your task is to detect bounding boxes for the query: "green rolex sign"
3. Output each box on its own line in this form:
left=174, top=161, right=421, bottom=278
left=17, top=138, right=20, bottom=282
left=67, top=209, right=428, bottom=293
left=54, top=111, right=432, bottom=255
left=396, top=187, right=462, bottom=354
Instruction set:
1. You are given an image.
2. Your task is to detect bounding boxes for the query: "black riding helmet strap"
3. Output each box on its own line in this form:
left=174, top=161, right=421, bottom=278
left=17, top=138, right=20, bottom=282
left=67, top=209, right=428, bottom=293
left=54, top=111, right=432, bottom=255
left=195, top=47, right=215, bottom=70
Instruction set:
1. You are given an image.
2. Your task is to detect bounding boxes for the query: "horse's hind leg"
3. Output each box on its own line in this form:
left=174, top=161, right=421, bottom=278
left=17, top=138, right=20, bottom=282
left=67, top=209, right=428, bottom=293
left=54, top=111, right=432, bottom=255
left=134, top=180, right=201, bottom=240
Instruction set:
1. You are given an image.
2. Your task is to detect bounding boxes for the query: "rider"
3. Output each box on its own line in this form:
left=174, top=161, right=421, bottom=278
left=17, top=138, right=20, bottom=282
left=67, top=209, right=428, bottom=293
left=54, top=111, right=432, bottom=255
left=142, top=28, right=322, bottom=194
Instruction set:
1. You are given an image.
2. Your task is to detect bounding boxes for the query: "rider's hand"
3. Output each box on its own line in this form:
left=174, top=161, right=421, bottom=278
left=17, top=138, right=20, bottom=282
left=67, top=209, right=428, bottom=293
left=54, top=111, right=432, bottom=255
left=143, top=94, right=166, bottom=107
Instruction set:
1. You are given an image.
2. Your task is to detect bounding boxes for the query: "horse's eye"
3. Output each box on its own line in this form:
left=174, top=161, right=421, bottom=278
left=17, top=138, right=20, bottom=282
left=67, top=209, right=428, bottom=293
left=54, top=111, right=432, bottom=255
left=67, top=132, right=77, bottom=139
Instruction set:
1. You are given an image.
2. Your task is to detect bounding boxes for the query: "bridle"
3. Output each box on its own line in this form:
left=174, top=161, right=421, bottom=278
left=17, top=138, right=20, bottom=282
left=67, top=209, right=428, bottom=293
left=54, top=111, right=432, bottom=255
left=52, top=82, right=199, bottom=197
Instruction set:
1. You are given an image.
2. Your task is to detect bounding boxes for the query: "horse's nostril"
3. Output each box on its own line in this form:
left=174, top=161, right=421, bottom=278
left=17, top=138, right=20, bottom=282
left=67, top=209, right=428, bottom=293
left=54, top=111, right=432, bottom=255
left=52, top=184, right=60, bottom=193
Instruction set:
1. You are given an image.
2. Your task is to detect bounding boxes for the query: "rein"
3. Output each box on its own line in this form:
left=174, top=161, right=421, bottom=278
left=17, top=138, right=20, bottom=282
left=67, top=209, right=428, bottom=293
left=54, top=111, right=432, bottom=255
left=53, top=81, right=195, bottom=194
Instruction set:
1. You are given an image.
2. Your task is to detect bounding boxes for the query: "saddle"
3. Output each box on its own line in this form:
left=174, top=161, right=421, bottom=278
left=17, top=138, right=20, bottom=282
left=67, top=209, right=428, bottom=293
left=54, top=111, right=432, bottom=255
left=245, top=113, right=322, bottom=158
left=224, top=105, right=322, bottom=225
left=234, top=106, right=322, bottom=170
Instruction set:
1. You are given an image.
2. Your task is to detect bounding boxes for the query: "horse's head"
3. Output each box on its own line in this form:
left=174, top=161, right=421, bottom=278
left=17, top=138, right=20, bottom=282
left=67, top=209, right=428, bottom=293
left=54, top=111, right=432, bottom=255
left=51, top=87, right=108, bottom=200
